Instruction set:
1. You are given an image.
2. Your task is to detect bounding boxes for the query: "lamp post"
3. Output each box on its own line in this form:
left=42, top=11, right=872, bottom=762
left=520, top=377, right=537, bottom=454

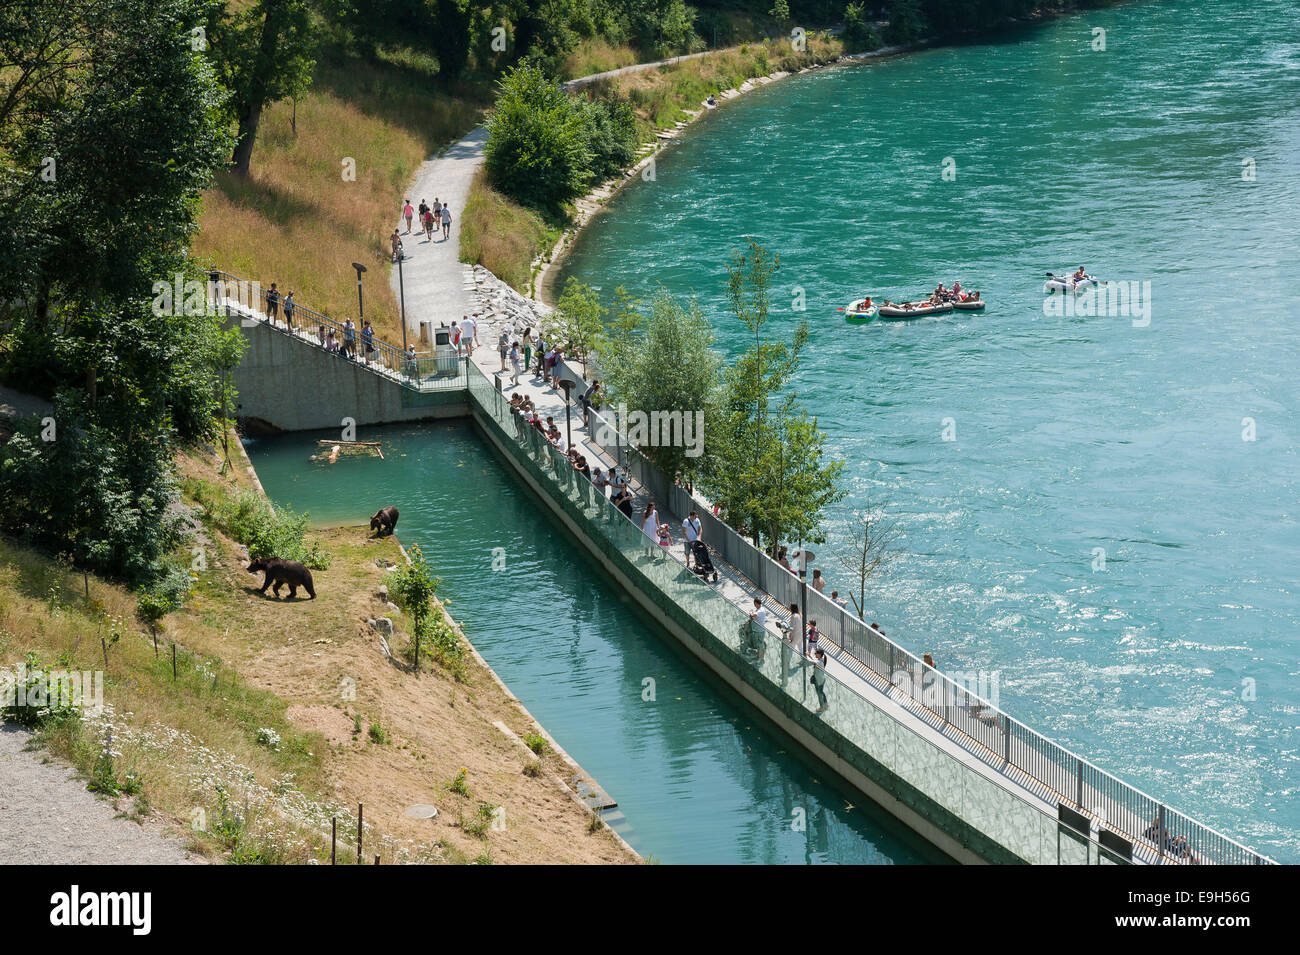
left=796, top=546, right=814, bottom=657
left=351, top=262, right=367, bottom=325
left=395, top=254, right=408, bottom=355
left=558, top=378, right=574, bottom=450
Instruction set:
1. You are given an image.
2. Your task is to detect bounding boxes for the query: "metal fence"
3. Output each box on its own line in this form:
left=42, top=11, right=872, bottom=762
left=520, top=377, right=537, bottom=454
left=470, top=364, right=1145, bottom=865
left=206, top=269, right=466, bottom=390
left=569, top=374, right=1272, bottom=866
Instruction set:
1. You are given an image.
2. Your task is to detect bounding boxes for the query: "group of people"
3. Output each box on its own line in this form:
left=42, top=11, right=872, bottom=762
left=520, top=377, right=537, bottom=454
left=264, top=283, right=296, bottom=327
left=927, top=281, right=979, bottom=305
left=774, top=546, right=848, bottom=609
left=316, top=317, right=375, bottom=361
left=449, top=314, right=478, bottom=357
left=402, top=197, right=452, bottom=242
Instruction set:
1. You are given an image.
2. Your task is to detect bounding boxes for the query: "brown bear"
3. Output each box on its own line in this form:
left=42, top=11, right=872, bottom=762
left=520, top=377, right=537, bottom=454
left=245, top=557, right=316, bottom=599
left=370, top=506, right=399, bottom=536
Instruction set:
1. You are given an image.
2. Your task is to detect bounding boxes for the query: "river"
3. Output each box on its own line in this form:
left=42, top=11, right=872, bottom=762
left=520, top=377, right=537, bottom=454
left=556, top=0, right=1300, bottom=861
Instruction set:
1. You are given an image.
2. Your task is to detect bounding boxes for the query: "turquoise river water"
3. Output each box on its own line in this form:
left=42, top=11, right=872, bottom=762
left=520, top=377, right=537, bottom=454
left=556, top=0, right=1300, bottom=862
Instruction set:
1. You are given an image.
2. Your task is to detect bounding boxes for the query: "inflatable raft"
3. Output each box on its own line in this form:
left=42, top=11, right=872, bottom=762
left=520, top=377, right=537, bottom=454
left=953, top=299, right=986, bottom=311
left=840, top=300, right=879, bottom=323
left=878, top=301, right=954, bottom=320
left=1044, top=274, right=1099, bottom=293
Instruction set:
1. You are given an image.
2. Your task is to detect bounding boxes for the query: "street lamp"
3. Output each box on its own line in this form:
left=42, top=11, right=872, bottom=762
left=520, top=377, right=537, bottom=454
left=558, top=378, right=574, bottom=450
left=351, top=262, right=366, bottom=325
left=395, top=254, right=408, bottom=355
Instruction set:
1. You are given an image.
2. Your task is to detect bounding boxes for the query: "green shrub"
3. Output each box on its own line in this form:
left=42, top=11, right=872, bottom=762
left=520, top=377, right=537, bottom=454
left=185, top=481, right=328, bottom=569
left=485, top=64, right=594, bottom=211
left=523, top=732, right=547, bottom=756
left=843, top=3, right=884, bottom=53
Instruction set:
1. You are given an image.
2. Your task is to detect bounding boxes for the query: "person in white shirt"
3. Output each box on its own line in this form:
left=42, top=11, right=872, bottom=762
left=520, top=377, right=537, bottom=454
left=784, top=602, right=803, bottom=675
left=460, top=314, right=477, bottom=356
left=681, top=509, right=702, bottom=566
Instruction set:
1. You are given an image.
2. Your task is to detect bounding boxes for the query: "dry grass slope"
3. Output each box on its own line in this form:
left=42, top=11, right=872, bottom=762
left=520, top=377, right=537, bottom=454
left=0, top=441, right=632, bottom=865
left=193, top=55, right=487, bottom=347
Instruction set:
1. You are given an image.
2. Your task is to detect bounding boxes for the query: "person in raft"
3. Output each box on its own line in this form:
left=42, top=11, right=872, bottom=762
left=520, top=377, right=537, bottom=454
left=951, top=280, right=963, bottom=301
left=860, top=295, right=873, bottom=310
left=1072, top=266, right=1088, bottom=285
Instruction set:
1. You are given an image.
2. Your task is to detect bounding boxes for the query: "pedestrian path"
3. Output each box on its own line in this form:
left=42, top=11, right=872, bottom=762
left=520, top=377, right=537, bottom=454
left=387, top=126, right=487, bottom=340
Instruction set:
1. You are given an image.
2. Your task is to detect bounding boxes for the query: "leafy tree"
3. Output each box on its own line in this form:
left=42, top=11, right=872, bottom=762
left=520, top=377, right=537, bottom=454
left=432, top=0, right=471, bottom=80
left=701, top=240, right=845, bottom=551
left=843, top=3, right=883, bottom=53
left=578, top=94, right=639, bottom=181
left=598, top=290, right=722, bottom=486
left=0, top=0, right=235, bottom=583
left=883, top=0, right=927, bottom=45
left=389, top=542, right=442, bottom=672
left=553, top=277, right=607, bottom=372
left=485, top=63, right=593, bottom=211
left=208, top=0, right=316, bottom=176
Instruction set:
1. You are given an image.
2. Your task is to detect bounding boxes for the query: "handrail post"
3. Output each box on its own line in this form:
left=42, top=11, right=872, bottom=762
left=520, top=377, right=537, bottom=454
left=1003, top=714, right=1011, bottom=763
left=1076, top=757, right=1084, bottom=808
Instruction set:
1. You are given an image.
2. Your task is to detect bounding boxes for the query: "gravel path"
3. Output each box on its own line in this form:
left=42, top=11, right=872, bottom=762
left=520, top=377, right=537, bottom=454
left=0, top=725, right=201, bottom=865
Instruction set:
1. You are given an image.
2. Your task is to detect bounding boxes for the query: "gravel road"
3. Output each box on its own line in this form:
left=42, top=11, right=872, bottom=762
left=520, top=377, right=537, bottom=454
left=0, top=725, right=201, bottom=865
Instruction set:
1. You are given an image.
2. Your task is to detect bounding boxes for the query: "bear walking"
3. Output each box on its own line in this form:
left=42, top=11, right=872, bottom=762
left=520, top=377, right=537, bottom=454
left=246, top=557, right=316, bottom=599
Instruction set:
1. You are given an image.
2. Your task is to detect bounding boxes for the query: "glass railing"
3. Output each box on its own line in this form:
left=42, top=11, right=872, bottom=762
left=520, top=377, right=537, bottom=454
left=468, top=365, right=1154, bottom=864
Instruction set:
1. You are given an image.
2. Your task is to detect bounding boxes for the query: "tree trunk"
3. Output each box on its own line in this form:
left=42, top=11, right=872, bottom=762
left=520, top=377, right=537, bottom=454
left=231, top=102, right=263, bottom=178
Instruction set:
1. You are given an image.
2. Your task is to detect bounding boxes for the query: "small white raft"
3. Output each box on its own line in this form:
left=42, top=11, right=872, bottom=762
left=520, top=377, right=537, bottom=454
left=1044, top=274, right=1100, bottom=293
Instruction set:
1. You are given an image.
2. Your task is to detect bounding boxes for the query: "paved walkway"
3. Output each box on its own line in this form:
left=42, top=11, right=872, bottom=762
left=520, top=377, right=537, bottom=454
left=388, top=126, right=487, bottom=341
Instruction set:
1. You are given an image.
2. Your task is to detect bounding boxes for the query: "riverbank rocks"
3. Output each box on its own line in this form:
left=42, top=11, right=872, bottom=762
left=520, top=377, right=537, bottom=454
left=374, top=617, right=394, bottom=637
left=465, top=264, right=557, bottom=345
left=374, top=557, right=395, bottom=569
left=376, top=584, right=388, bottom=601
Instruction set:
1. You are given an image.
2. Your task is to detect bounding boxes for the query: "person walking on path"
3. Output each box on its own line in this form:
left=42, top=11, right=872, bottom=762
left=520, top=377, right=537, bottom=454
left=811, top=568, right=826, bottom=593
left=282, top=290, right=295, bottom=330
left=403, top=199, right=414, bottom=234
left=509, top=341, right=522, bottom=386
left=498, top=330, right=509, bottom=372
left=441, top=204, right=452, bottom=240
left=748, top=597, right=768, bottom=661
left=580, top=378, right=601, bottom=426
left=810, top=648, right=829, bottom=712
left=806, top=619, right=821, bottom=658
left=422, top=206, right=434, bottom=240
left=265, top=283, right=280, bottom=324
left=461, top=314, right=477, bottom=356
left=785, top=603, right=803, bottom=675
left=682, top=509, right=702, bottom=567
left=641, top=501, right=660, bottom=555
left=343, top=318, right=357, bottom=360
left=522, top=329, right=533, bottom=377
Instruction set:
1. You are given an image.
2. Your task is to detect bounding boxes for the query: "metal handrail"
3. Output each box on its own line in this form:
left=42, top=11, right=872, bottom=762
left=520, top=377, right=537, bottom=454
left=564, top=377, right=1274, bottom=865
left=470, top=364, right=1144, bottom=865
left=206, top=268, right=465, bottom=389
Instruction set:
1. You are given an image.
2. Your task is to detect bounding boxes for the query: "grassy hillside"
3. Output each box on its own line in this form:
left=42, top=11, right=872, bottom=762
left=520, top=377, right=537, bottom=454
left=0, top=439, right=631, bottom=864
left=193, top=52, right=488, bottom=347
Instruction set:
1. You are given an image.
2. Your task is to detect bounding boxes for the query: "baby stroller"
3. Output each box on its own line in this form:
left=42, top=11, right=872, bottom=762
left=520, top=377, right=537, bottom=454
left=689, top=540, right=719, bottom=584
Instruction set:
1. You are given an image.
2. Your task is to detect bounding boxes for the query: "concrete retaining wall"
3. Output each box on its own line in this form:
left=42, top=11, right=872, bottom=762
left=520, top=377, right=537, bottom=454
left=230, top=318, right=467, bottom=431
